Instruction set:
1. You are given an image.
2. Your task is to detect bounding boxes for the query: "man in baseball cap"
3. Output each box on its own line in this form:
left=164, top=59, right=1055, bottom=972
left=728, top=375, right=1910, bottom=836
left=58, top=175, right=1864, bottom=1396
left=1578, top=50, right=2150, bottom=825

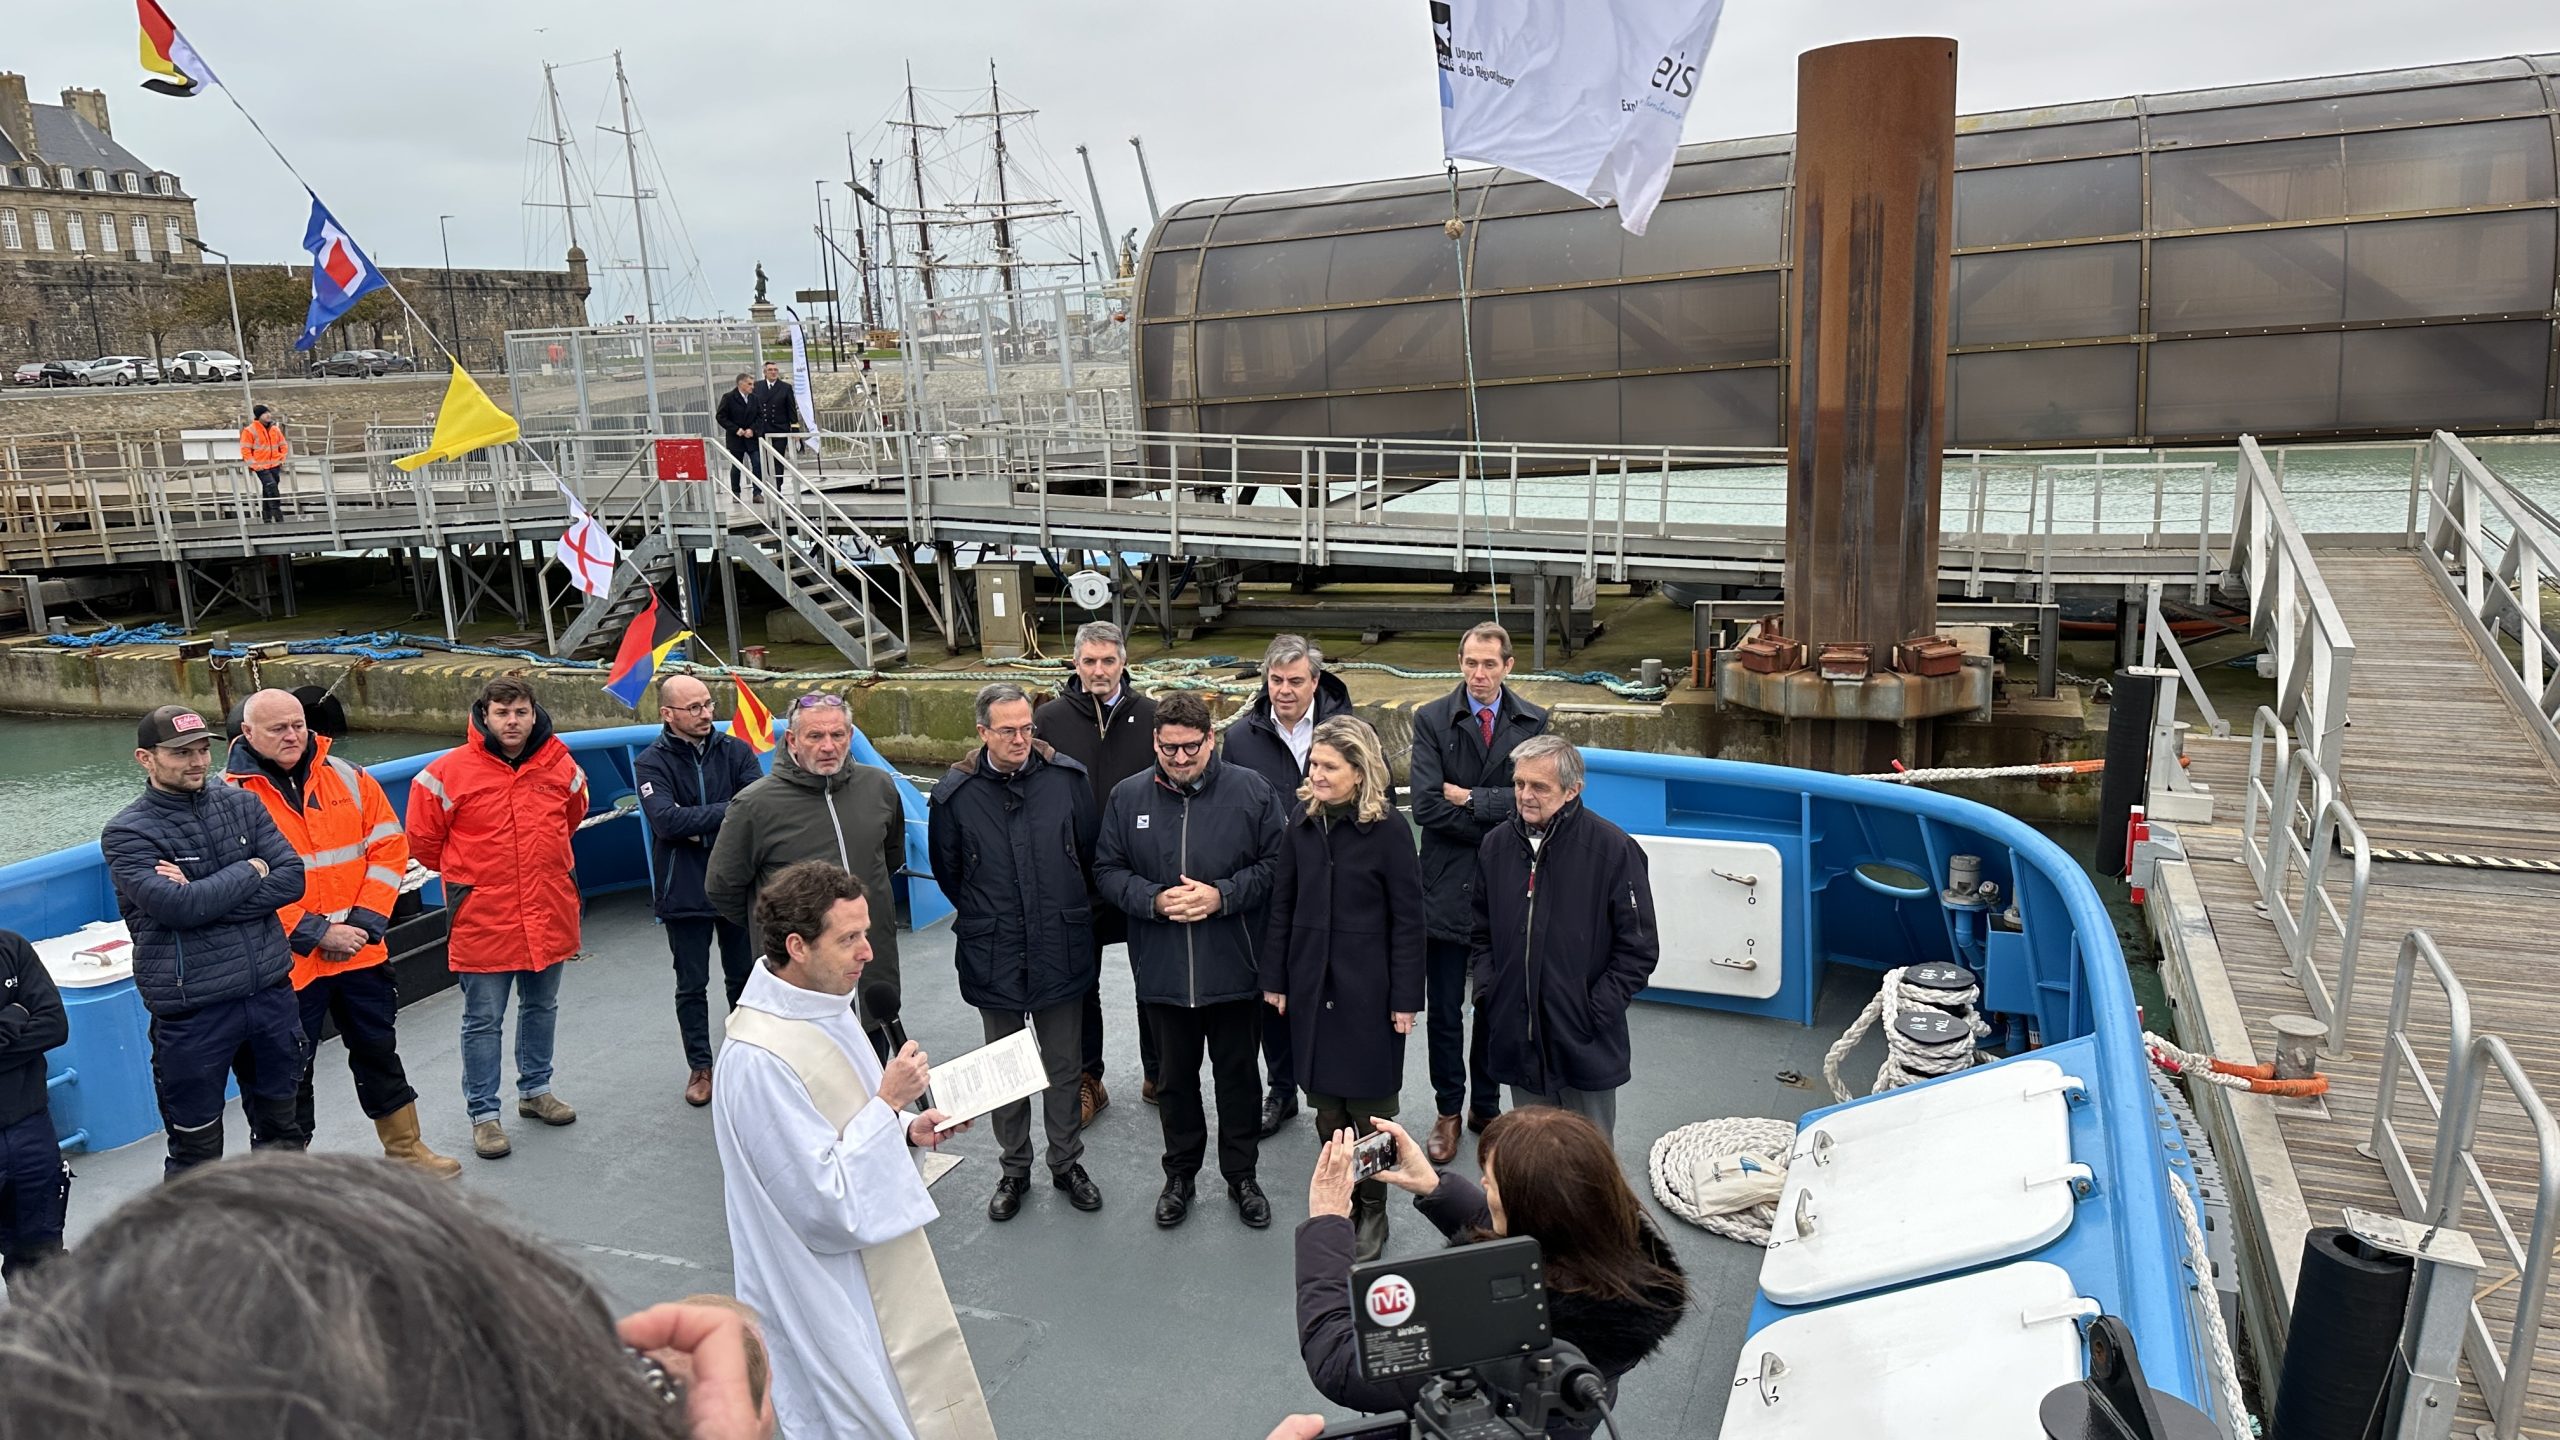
left=103, top=703, right=311, bottom=1177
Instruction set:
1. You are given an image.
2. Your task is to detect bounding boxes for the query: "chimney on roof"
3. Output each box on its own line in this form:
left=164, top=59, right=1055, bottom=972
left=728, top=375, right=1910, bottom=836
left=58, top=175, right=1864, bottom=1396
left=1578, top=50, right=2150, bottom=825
left=0, top=75, right=33, bottom=163
left=61, top=87, right=109, bottom=138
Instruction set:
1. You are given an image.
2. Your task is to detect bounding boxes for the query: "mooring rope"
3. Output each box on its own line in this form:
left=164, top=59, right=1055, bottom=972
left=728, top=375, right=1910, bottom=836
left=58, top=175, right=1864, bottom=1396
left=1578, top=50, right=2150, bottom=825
left=1646, top=1115, right=1797, bottom=1245
left=2166, top=1153, right=2256, bottom=1440
left=1821, top=966, right=1991, bottom=1104
left=2368, top=847, right=2560, bottom=874
left=1850, top=759, right=2106, bottom=784
left=2144, top=1031, right=2327, bottom=1098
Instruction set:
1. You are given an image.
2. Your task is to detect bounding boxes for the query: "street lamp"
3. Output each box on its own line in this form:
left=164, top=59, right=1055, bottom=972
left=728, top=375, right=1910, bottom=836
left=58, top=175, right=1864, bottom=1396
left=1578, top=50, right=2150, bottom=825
left=437, top=214, right=459, bottom=371
left=180, top=234, right=255, bottom=418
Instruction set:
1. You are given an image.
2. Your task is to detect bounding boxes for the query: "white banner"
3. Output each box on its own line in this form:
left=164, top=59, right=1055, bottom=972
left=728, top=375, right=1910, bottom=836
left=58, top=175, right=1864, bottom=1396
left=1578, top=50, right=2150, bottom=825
left=553, top=514, right=618, bottom=598
left=1433, top=0, right=1726, bottom=235
left=784, top=311, right=821, bottom=453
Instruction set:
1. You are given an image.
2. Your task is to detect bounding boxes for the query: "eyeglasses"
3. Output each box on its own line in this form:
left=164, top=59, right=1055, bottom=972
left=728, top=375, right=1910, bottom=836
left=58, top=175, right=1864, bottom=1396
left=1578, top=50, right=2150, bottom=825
left=983, top=724, right=1035, bottom=740
left=1154, top=736, right=1208, bottom=758
left=664, top=701, right=715, bottom=716
left=790, top=694, right=848, bottom=712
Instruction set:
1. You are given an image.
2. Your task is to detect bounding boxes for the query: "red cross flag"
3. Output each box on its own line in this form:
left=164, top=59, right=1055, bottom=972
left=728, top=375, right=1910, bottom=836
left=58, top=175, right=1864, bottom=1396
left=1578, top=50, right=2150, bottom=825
left=554, top=514, right=618, bottom=597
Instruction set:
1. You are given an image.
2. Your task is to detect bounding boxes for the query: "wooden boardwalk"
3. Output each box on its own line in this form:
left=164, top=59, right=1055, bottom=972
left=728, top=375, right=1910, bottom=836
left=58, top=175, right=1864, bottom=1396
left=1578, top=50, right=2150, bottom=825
left=2179, top=548, right=2560, bottom=1435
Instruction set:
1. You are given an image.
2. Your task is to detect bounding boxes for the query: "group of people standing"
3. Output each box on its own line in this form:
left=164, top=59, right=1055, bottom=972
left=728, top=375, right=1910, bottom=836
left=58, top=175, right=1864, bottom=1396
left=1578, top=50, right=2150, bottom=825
left=714, top=361, right=804, bottom=491
left=917, top=620, right=1664, bottom=1260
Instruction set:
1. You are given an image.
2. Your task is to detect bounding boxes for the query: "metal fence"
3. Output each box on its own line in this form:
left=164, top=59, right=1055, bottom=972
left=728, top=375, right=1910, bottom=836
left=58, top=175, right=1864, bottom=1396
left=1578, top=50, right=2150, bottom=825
left=2417, top=431, right=2560, bottom=767
left=2229, top=435, right=2356, bottom=787
left=2236, top=704, right=2372, bottom=1056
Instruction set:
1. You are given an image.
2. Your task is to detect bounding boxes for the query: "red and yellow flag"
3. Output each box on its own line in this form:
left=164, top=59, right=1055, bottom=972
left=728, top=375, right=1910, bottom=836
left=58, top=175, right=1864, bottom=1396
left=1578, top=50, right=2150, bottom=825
left=731, top=677, right=775, bottom=756
left=137, top=0, right=218, bottom=98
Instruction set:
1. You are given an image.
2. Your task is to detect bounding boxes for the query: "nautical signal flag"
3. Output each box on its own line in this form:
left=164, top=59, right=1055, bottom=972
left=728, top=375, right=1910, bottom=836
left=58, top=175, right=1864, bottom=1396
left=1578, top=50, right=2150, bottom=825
left=395, top=363, right=523, bottom=472
left=553, top=513, right=618, bottom=597
left=731, top=678, right=776, bottom=755
left=137, top=0, right=217, bottom=98
left=295, top=195, right=386, bottom=351
left=604, top=592, right=691, bottom=708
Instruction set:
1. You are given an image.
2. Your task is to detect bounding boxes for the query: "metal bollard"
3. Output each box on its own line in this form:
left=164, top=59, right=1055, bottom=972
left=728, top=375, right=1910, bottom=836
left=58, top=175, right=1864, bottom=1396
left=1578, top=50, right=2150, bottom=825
left=2270, top=1014, right=2326, bottom=1083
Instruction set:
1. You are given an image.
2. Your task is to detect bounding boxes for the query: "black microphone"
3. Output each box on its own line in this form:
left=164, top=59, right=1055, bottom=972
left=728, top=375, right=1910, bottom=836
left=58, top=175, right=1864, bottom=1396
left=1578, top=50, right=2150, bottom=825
left=860, top=979, right=925, bottom=1110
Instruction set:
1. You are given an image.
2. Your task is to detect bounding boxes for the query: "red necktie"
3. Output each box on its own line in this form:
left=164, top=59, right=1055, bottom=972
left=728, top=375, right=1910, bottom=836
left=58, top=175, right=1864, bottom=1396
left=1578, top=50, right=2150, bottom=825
left=1478, top=706, right=1496, bottom=747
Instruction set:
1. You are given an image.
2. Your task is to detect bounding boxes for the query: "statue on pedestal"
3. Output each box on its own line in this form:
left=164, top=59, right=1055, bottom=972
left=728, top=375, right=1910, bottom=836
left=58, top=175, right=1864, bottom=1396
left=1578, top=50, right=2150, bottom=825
left=754, top=263, right=769, bottom=305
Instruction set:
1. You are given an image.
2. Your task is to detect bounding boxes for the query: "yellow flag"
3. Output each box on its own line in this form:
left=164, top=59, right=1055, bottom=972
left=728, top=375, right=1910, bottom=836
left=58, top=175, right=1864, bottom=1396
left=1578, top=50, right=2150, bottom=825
left=393, top=361, right=522, bottom=472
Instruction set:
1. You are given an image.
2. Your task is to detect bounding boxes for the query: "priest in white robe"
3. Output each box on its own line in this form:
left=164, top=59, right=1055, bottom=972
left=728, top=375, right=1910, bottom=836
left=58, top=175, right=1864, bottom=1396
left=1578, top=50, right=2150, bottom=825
left=713, top=860, right=998, bottom=1440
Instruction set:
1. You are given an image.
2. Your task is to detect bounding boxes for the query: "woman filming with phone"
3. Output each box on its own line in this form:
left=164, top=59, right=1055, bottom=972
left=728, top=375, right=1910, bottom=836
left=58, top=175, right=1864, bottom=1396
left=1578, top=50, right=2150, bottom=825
left=1260, top=716, right=1426, bottom=1262
left=1294, top=1107, right=1690, bottom=1437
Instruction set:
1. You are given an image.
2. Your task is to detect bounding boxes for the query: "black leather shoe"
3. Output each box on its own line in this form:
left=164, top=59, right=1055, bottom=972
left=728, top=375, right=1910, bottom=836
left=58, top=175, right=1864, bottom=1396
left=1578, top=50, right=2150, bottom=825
left=1258, top=1089, right=1299, bottom=1139
left=988, top=1174, right=1030, bottom=1223
left=1054, top=1164, right=1103, bottom=1212
left=1230, top=1177, right=1272, bottom=1229
left=1467, top=1107, right=1500, bottom=1135
left=1154, top=1175, right=1196, bottom=1228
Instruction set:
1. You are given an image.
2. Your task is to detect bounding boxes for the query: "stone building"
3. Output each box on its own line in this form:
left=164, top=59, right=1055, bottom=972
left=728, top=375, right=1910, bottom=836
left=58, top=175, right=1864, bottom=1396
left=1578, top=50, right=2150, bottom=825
left=0, top=72, right=587, bottom=373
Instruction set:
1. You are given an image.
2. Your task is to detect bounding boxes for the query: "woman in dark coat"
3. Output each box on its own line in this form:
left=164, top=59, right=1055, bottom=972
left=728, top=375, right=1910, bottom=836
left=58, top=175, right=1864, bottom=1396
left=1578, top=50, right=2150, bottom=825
left=1296, top=1107, right=1689, bottom=1438
left=1259, top=715, right=1425, bottom=1261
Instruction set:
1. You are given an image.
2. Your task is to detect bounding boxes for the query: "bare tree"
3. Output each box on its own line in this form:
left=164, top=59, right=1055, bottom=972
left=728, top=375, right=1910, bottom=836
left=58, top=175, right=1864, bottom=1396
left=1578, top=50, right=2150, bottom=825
left=127, top=285, right=188, bottom=372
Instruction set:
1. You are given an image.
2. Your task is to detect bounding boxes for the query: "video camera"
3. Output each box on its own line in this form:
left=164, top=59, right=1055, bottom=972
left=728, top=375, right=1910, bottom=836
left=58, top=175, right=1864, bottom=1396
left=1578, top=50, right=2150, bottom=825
left=1314, top=1237, right=1618, bottom=1440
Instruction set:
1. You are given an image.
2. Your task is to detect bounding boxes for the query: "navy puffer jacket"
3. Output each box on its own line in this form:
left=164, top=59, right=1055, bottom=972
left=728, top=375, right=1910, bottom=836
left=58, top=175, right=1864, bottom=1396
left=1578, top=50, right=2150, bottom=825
left=927, top=742, right=1099, bottom=1013
left=103, top=782, right=306, bottom=1017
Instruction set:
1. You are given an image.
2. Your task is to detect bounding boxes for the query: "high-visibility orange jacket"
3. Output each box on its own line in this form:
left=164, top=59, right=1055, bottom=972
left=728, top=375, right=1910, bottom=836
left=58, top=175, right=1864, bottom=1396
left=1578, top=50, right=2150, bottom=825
left=240, top=419, right=289, bottom=471
left=222, top=733, right=408, bottom=989
left=406, top=702, right=588, bottom=973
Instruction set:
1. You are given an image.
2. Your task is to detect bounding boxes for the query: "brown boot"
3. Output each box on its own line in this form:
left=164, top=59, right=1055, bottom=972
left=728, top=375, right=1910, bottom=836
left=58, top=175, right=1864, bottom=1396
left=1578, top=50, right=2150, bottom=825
left=685, top=1068, right=714, bottom=1107
left=1079, top=1075, right=1109, bottom=1127
left=375, top=1103, right=463, bottom=1180
left=1427, top=1113, right=1463, bottom=1166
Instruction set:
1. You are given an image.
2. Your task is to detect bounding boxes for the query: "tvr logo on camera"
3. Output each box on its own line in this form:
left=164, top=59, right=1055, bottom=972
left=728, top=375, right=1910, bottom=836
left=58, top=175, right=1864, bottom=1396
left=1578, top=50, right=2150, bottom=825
left=1364, top=1273, right=1417, bottom=1327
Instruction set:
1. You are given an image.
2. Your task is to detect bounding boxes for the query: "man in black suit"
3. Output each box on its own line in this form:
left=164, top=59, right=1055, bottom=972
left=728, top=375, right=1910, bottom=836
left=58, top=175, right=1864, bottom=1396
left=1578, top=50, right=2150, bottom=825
left=1406, top=621, right=1547, bottom=1164
left=754, top=361, right=800, bottom=486
left=714, top=372, right=760, bottom=496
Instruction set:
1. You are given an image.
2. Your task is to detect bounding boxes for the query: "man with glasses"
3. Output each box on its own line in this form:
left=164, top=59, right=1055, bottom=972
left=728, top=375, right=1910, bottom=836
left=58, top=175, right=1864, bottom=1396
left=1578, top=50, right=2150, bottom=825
left=1033, top=620, right=1158, bottom=1120
left=928, top=684, right=1104, bottom=1221
left=637, top=674, right=768, bottom=1107
left=1093, top=693, right=1287, bottom=1230
left=709, top=692, right=907, bottom=1056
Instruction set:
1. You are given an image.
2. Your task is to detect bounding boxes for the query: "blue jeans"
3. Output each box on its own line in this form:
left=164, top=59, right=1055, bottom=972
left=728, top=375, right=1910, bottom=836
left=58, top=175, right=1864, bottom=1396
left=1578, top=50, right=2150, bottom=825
left=458, top=967, right=564, bottom=1123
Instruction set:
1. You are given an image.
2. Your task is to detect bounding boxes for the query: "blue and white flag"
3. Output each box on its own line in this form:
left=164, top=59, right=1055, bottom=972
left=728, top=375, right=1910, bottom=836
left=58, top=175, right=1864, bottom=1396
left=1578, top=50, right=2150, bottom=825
left=1432, top=0, right=1726, bottom=235
left=294, top=195, right=387, bottom=351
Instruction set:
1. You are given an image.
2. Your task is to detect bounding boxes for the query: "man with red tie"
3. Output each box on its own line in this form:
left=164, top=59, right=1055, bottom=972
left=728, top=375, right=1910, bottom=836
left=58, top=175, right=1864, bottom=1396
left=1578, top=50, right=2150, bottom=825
left=1404, top=622, right=1547, bottom=1165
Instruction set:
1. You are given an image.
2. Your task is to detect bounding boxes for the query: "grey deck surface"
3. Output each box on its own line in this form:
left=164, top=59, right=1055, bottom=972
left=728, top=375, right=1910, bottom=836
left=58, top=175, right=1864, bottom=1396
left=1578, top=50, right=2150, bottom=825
left=65, top=891, right=1879, bottom=1440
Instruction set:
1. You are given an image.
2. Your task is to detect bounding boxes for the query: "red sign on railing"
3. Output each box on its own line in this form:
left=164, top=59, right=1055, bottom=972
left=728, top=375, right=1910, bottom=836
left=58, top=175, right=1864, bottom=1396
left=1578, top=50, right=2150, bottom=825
left=655, top=437, right=709, bottom=482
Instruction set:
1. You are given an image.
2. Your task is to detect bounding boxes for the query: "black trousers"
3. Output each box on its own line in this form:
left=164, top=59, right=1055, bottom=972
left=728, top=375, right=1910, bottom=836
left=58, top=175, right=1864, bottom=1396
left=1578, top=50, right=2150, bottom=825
left=1261, top=1005, right=1293, bottom=1095
left=293, top=965, right=417, bottom=1136
left=1425, top=937, right=1499, bottom=1119
left=255, top=467, right=282, bottom=522
left=1081, top=933, right=1159, bottom=1085
left=0, top=1107, right=68, bottom=1293
left=162, top=986, right=307, bottom=1179
left=1145, top=998, right=1263, bottom=1184
left=669, top=916, right=755, bottom=1071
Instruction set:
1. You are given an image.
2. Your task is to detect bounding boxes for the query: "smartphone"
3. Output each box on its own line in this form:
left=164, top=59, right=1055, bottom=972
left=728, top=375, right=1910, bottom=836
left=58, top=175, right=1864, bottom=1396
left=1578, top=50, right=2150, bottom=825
left=1351, top=1129, right=1399, bottom=1182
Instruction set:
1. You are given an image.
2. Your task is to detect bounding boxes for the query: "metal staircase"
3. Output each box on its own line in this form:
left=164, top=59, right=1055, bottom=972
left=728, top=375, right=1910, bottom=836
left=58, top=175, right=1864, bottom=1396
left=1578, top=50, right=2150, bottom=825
left=557, top=533, right=677, bottom=658
left=724, top=530, right=906, bottom=667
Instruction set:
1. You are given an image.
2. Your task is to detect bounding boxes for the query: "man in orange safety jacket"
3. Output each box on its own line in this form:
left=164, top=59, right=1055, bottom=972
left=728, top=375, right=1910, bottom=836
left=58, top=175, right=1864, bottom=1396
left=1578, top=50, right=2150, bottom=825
left=224, top=687, right=460, bottom=1178
left=240, top=403, right=289, bottom=522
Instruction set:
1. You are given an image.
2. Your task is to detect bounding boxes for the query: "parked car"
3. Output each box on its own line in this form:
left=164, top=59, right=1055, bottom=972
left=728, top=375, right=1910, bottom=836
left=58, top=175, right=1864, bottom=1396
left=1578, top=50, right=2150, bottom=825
left=95, top=356, right=162, bottom=385
left=26, top=360, right=87, bottom=386
left=308, top=349, right=382, bottom=378
left=167, top=349, right=253, bottom=382
left=65, top=358, right=137, bottom=386
left=13, top=362, right=51, bottom=386
left=359, top=349, right=418, bottom=373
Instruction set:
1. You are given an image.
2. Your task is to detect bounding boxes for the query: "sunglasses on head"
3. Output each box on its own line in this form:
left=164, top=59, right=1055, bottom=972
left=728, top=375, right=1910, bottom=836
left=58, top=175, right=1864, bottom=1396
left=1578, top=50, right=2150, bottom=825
left=790, top=694, right=849, bottom=712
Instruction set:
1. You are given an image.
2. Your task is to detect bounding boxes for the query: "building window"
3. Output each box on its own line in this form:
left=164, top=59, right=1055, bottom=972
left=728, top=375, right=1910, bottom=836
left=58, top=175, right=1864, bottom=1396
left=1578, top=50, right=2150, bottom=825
left=165, top=219, right=183, bottom=257
left=20, top=167, right=38, bottom=187
left=55, top=167, right=71, bottom=189
left=130, top=216, right=150, bottom=260
left=32, top=211, right=52, bottom=251
left=97, top=213, right=115, bottom=252
left=0, top=210, right=18, bottom=249
left=87, top=169, right=105, bottom=191
left=120, top=171, right=138, bottom=193
left=154, top=175, right=174, bottom=196
left=65, top=214, right=84, bottom=251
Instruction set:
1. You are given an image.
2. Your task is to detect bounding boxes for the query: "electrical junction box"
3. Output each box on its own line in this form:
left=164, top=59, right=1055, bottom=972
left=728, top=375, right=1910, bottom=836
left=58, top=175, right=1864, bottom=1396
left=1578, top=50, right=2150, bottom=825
left=972, top=562, right=1036, bottom=660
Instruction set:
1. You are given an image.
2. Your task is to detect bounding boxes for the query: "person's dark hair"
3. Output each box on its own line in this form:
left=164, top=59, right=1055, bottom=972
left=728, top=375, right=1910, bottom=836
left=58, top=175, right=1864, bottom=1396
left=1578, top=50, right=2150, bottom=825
left=1154, top=692, right=1213, bottom=736
left=0, top=1154, right=689, bottom=1440
left=476, top=676, right=536, bottom=710
left=1477, top=1108, right=1689, bottom=1308
left=754, top=860, right=867, bottom=972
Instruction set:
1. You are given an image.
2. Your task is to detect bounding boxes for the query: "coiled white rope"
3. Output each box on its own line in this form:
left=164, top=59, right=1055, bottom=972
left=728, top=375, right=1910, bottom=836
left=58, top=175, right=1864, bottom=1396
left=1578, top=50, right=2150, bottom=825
left=2166, top=1156, right=2254, bottom=1440
left=1646, top=1116, right=1797, bottom=1245
left=1822, top=966, right=1991, bottom=1104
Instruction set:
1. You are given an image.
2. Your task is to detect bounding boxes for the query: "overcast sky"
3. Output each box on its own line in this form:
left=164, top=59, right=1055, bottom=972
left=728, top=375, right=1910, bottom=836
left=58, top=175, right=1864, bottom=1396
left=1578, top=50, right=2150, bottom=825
left=17, top=1, right=2554, bottom=322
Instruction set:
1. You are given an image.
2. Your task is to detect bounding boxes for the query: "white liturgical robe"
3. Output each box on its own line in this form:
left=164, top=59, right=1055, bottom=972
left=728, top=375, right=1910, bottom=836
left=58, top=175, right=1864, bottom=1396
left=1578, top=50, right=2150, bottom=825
left=713, top=964, right=994, bottom=1439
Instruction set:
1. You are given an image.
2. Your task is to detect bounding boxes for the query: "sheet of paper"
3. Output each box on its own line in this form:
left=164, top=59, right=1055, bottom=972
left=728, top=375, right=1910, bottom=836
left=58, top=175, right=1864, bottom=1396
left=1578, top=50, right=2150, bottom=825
left=919, top=1151, right=964, bottom=1188
left=931, top=1027, right=1050, bottom=1130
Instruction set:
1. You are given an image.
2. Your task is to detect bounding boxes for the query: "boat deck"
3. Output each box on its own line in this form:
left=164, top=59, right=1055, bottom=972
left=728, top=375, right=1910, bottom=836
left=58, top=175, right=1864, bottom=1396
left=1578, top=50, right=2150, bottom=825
left=62, top=890, right=1878, bottom=1439
left=2176, top=547, right=2560, bottom=1437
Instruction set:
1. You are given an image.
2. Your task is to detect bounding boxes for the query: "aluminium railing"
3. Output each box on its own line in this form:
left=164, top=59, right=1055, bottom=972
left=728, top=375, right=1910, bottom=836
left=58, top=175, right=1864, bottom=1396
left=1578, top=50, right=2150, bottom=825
left=2229, top=436, right=2355, bottom=789
left=2427, top=1034, right=2560, bottom=1440
left=2417, top=432, right=2560, bottom=768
